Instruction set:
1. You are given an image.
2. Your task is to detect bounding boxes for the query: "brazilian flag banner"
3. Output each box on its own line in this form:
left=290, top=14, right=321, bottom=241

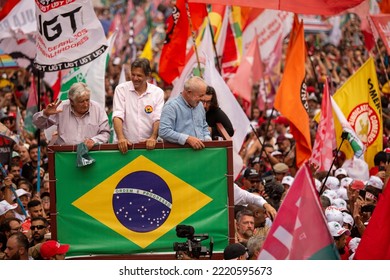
left=51, top=143, right=232, bottom=258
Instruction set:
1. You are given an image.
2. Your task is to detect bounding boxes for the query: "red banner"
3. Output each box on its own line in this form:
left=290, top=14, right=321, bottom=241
left=370, top=15, right=390, bottom=56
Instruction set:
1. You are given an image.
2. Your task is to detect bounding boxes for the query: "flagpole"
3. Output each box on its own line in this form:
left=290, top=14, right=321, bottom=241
left=318, top=131, right=348, bottom=195
left=250, top=124, right=276, bottom=176
left=185, top=0, right=202, bottom=77
left=206, top=6, right=222, bottom=74
left=36, top=71, right=42, bottom=195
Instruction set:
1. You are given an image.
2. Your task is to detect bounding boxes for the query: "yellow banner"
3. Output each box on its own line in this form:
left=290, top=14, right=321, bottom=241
left=333, top=57, right=382, bottom=168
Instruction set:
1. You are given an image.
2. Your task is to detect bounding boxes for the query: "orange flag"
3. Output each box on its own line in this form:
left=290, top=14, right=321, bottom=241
left=273, top=15, right=312, bottom=167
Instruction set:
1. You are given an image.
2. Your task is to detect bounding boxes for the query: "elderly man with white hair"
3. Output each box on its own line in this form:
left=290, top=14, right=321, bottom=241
left=33, top=82, right=110, bottom=150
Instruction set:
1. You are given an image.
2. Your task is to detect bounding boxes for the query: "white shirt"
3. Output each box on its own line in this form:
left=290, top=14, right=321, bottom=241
left=113, top=81, right=164, bottom=143
left=233, top=183, right=268, bottom=208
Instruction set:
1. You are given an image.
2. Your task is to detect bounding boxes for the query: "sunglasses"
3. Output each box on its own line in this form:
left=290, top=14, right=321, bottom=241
left=30, top=225, right=46, bottom=230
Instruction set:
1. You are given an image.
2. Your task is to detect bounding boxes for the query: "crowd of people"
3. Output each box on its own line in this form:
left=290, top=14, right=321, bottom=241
left=1, top=1, right=390, bottom=260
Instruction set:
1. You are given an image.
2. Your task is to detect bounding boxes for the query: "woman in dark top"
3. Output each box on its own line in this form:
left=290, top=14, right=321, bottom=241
left=202, top=86, right=234, bottom=140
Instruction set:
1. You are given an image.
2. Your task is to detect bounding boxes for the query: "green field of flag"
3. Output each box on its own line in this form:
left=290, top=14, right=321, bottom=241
left=53, top=147, right=230, bottom=257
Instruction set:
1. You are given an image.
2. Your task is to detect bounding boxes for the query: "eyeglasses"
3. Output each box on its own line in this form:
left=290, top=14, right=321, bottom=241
left=201, top=100, right=211, bottom=105
left=30, top=225, right=46, bottom=230
left=249, top=180, right=260, bottom=184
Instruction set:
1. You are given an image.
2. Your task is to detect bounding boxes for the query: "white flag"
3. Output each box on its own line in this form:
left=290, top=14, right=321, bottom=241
left=204, top=56, right=250, bottom=179
left=34, top=0, right=107, bottom=72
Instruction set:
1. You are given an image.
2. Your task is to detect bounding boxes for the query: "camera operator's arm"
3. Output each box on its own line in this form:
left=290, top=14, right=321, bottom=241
left=233, top=184, right=277, bottom=220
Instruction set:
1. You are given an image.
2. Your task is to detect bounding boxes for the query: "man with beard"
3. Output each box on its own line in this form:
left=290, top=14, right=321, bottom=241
left=235, top=209, right=255, bottom=246
left=247, top=204, right=271, bottom=240
left=29, top=217, right=48, bottom=247
left=4, top=232, right=29, bottom=260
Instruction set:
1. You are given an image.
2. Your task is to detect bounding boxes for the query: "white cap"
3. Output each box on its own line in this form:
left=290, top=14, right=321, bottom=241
left=266, top=109, right=279, bottom=118
left=332, top=198, right=348, bottom=211
left=0, top=200, right=17, bottom=216
left=334, top=168, right=348, bottom=178
left=342, top=212, right=354, bottom=227
left=366, top=175, right=384, bottom=190
left=322, top=176, right=340, bottom=190
left=271, top=151, right=283, bottom=157
left=281, top=175, right=294, bottom=187
left=325, top=206, right=344, bottom=224
left=340, top=177, right=353, bottom=188
left=335, top=187, right=348, bottom=201
left=327, top=221, right=351, bottom=237
left=348, top=237, right=361, bottom=252
left=11, top=189, right=31, bottom=201
left=322, top=189, right=338, bottom=202
left=314, top=178, right=322, bottom=192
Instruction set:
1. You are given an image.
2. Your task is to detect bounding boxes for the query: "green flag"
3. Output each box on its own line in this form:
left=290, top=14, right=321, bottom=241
left=54, top=147, right=230, bottom=257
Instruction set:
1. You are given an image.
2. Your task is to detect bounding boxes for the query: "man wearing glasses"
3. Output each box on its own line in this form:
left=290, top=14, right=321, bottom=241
left=29, top=217, right=48, bottom=248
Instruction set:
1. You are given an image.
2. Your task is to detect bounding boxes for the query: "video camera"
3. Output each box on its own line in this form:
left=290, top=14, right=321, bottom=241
left=173, top=225, right=213, bottom=259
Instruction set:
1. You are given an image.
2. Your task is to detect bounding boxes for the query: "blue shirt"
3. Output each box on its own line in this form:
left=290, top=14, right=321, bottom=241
left=159, top=94, right=211, bottom=145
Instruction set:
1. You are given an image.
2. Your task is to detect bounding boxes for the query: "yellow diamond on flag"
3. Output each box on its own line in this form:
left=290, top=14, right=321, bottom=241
left=72, top=155, right=212, bottom=248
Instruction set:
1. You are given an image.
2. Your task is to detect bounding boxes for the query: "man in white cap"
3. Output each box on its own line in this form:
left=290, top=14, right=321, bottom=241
left=0, top=200, right=17, bottom=223
left=365, top=175, right=383, bottom=202
left=334, top=168, right=348, bottom=181
left=322, top=176, right=340, bottom=191
left=328, top=221, right=351, bottom=260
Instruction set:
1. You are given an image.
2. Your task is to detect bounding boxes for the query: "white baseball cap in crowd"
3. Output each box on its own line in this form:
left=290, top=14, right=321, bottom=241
left=366, top=175, right=384, bottom=190
left=322, top=189, right=338, bottom=202
left=340, top=177, right=353, bottom=188
left=0, top=200, right=17, bottom=216
left=348, top=237, right=361, bottom=253
left=332, top=198, right=348, bottom=211
left=11, top=189, right=31, bottom=201
left=327, top=221, right=351, bottom=237
left=325, top=206, right=344, bottom=224
left=335, top=187, right=348, bottom=201
left=271, top=151, right=283, bottom=157
left=342, top=212, right=354, bottom=227
left=322, top=176, right=340, bottom=190
left=334, top=168, right=348, bottom=178
left=281, top=175, right=294, bottom=187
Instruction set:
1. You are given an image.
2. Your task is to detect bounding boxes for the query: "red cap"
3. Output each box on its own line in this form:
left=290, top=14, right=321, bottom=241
left=351, top=180, right=365, bottom=190
left=273, top=116, right=289, bottom=126
left=40, top=240, right=70, bottom=259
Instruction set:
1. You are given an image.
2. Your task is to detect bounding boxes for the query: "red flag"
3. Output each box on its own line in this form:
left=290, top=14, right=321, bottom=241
left=354, top=186, right=390, bottom=259
left=0, top=0, right=20, bottom=20
left=227, top=36, right=263, bottom=116
left=371, top=15, right=390, bottom=56
left=189, top=0, right=364, bottom=15
left=259, top=164, right=339, bottom=260
left=159, top=0, right=206, bottom=84
left=310, top=82, right=336, bottom=172
left=273, top=16, right=312, bottom=168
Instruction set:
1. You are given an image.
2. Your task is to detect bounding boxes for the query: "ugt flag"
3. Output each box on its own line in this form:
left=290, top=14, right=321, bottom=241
left=259, top=164, right=339, bottom=260
left=34, top=0, right=107, bottom=72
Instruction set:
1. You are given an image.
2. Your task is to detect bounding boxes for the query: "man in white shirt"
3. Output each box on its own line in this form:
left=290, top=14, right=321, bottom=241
left=113, top=58, right=164, bottom=153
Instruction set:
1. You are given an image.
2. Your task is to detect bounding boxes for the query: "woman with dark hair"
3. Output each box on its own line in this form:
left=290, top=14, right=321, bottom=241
left=202, top=86, right=234, bottom=140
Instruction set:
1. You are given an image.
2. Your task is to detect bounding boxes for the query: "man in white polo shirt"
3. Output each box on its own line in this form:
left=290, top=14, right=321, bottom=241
left=113, top=58, right=164, bottom=153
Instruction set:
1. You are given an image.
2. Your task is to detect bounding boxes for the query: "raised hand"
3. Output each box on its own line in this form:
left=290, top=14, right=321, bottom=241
left=43, top=99, right=63, bottom=116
